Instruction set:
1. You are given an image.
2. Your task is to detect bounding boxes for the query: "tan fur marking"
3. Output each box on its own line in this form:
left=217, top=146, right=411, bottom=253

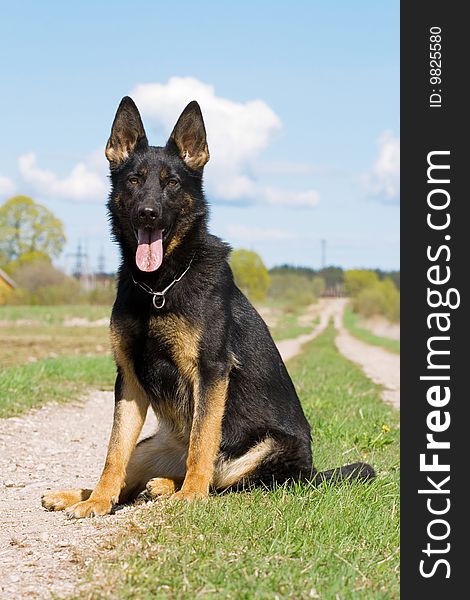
left=119, top=426, right=187, bottom=502
left=150, top=315, right=200, bottom=383
left=177, top=378, right=229, bottom=499
left=146, top=477, right=183, bottom=498
left=41, top=489, right=92, bottom=511
left=182, top=145, right=210, bottom=170
left=105, top=142, right=129, bottom=164
left=165, top=194, right=194, bottom=256
left=148, top=315, right=201, bottom=440
left=110, top=326, right=144, bottom=390
left=65, top=326, right=149, bottom=518
left=214, top=438, right=276, bottom=489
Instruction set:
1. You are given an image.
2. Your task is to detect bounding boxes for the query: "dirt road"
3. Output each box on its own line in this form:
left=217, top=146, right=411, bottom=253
left=0, top=299, right=399, bottom=598
left=278, top=299, right=399, bottom=408
left=332, top=299, right=400, bottom=409
left=0, top=392, right=158, bottom=598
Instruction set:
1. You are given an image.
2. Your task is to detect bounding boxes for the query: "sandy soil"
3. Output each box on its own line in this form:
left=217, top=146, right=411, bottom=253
left=0, top=299, right=399, bottom=598
left=0, top=394, right=157, bottom=599
left=276, top=298, right=336, bottom=361
left=333, top=299, right=400, bottom=409
left=359, top=315, right=400, bottom=341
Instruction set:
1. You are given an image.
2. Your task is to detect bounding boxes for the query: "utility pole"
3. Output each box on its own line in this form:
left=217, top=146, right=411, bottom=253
left=97, top=247, right=105, bottom=275
left=68, top=241, right=88, bottom=279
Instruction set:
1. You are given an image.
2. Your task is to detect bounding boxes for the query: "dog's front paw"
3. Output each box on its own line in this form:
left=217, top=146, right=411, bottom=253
left=146, top=477, right=177, bottom=498
left=41, top=489, right=92, bottom=511
left=65, top=497, right=113, bottom=518
left=170, top=489, right=208, bottom=501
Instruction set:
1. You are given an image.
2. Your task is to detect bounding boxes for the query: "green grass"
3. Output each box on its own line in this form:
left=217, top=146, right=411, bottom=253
left=343, top=306, right=400, bottom=354
left=0, top=355, right=115, bottom=417
left=76, top=325, right=399, bottom=599
left=270, top=311, right=314, bottom=341
left=0, top=304, right=110, bottom=324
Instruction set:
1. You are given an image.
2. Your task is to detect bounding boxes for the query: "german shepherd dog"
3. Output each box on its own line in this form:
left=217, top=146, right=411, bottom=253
left=42, top=98, right=374, bottom=517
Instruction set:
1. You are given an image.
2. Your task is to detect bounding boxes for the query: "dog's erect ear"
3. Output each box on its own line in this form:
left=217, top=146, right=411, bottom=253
left=167, top=101, right=209, bottom=170
left=105, top=97, right=148, bottom=165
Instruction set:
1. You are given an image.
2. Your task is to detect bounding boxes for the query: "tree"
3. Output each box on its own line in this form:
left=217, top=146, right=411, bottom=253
left=344, top=269, right=379, bottom=297
left=312, top=275, right=326, bottom=298
left=318, top=266, right=344, bottom=289
left=0, top=196, right=66, bottom=268
left=230, top=249, right=270, bottom=303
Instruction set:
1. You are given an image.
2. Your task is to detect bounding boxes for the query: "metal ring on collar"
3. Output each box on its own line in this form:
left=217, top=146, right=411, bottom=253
left=152, top=293, right=166, bottom=309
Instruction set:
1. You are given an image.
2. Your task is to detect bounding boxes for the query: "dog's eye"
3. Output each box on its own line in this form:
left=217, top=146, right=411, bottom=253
left=128, top=176, right=139, bottom=185
left=167, top=178, right=179, bottom=188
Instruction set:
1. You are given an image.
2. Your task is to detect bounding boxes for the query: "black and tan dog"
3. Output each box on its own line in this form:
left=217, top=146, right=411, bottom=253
left=42, top=98, right=374, bottom=517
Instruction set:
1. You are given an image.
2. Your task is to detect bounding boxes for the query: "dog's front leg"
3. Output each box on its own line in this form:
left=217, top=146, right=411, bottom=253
left=66, top=374, right=149, bottom=517
left=173, top=377, right=228, bottom=500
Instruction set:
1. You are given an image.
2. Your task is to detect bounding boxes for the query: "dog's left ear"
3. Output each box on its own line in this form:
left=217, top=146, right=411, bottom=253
left=167, top=101, right=209, bottom=170
left=106, top=97, right=148, bottom=166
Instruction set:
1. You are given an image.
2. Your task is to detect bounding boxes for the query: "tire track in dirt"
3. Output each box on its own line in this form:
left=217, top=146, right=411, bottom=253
left=332, top=298, right=400, bottom=409
left=276, top=298, right=341, bottom=361
left=0, top=298, right=399, bottom=598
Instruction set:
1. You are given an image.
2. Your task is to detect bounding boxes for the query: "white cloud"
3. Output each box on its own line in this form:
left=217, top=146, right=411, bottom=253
left=12, top=77, right=320, bottom=208
left=131, top=77, right=320, bottom=208
left=18, top=152, right=107, bottom=202
left=362, top=130, right=400, bottom=201
left=0, top=175, right=16, bottom=198
left=259, top=187, right=319, bottom=208
left=225, top=224, right=294, bottom=243
left=254, top=161, right=338, bottom=177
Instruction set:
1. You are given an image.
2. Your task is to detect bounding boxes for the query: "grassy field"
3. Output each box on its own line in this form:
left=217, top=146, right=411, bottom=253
left=257, top=300, right=319, bottom=341
left=270, top=311, right=316, bottom=341
left=0, top=305, right=114, bottom=416
left=0, top=304, right=110, bottom=323
left=343, top=307, right=400, bottom=355
left=0, top=355, right=115, bottom=418
left=75, top=325, right=399, bottom=599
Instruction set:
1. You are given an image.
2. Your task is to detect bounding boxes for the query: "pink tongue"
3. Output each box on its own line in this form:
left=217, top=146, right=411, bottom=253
left=136, top=228, right=163, bottom=272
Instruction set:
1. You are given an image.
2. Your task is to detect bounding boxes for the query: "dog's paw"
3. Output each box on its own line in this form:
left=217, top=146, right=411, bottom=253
left=146, top=477, right=177, bottom=499
left=65, top=497, right=113, bottom=518
left=170, top=489, right=208, bottom=502
left=41, top=489, right=92, bottom=512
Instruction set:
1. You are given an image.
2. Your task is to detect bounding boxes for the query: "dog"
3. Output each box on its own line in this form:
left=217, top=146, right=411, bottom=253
left=41, top=97, right=374, bottom=517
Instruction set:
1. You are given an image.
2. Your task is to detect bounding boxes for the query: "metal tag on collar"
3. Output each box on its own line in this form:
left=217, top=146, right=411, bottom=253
left=152, top=292, right=165, bottom=309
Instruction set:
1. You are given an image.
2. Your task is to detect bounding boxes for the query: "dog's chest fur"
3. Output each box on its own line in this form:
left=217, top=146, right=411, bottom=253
left=111, top=312, right=201, bottom=436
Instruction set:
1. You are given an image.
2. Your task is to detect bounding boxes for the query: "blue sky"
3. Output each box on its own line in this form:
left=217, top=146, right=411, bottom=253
left=0, top=1, right=399, bottom=274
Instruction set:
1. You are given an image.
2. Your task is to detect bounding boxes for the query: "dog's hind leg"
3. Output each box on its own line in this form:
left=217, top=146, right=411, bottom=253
left=119, top=428, right=187, bottom=503
left=214, top=434, right=313, bottom=491
left=213, top=437, right=279, bottom=490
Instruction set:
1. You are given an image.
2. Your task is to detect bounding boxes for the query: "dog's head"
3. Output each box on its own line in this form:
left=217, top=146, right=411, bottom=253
left=106, top=97, right=209, bottom=272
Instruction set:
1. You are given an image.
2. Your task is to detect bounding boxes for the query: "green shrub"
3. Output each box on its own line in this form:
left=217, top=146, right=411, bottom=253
left=352, top=277, right=400, bottom=322
left=268, top=272, right=316, bottom=309
left=230, top=249, right=270, bottom=303
left=344, top=269, right=379, bottom=296
left=312, top=275, right=326, bottom=298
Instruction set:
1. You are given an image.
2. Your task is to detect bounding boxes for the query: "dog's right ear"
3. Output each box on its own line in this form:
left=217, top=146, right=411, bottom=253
left=105, top=97, right=148, bottom=166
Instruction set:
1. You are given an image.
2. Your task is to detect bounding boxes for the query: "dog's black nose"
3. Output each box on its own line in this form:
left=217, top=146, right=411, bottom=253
left=138, top=206, right=158, bottom=222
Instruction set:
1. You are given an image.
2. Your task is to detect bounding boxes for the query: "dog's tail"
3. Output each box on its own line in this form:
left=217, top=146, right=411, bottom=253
left=308, top=461, right=376, bottom=486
